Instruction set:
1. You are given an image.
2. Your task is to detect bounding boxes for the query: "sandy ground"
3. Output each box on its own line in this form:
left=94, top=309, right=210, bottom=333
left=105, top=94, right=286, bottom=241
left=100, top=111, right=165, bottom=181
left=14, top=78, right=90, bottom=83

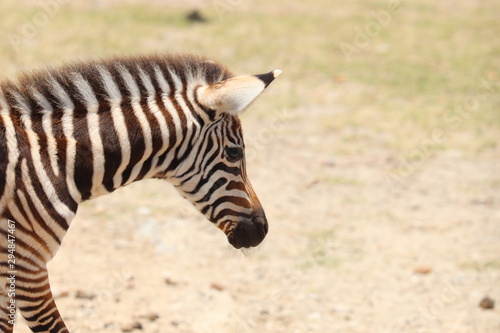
left=4, top=0, right=499, bottom=332
left=10, top=96, right=500, bottom=333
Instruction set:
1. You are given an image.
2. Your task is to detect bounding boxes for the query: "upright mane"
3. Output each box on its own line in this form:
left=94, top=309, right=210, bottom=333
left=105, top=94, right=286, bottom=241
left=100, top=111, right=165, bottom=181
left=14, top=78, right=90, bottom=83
left=0, top=54, right=233, bottom=116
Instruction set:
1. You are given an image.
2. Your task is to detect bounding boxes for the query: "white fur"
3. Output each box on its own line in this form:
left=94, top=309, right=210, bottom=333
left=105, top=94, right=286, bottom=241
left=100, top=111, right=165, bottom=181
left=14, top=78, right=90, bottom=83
left=50, top=77, right=81, bottom=202
left=117, top=65, right=153, bottom=186
left=197, top=75, right=268, bottom=114
left=31, top=88, right=60, bottom=177
left=72, top=72, right=107, bottom=197
left=0, top=91, right=20, bottom=215
left=99, top=66, right=130, bottom=189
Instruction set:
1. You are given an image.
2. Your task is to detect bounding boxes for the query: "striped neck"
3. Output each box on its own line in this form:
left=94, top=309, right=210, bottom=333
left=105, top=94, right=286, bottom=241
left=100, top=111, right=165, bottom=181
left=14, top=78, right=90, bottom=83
left=0, top=55, right=232, bottom=203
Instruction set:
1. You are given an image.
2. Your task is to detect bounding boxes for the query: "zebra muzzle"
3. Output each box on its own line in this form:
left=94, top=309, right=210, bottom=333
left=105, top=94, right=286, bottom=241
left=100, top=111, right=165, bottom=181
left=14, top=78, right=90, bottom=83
left=227, top=210, right=268, bottom=249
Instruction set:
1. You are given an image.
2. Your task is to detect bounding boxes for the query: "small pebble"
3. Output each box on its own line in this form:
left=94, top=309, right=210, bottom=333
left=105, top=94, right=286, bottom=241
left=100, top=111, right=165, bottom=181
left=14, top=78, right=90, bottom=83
left=164, top=277, right=178, bottom=286
left=104, top=322, right=114, bottom=329
left=138, top=312, right=159, bottom=322
left=53, top=289, right=70, bottom=299
left=479, top=296, right=495, bottom=310
left=413, top=266, right=432, bottom=275
left=260, top=310, right=269, bottom=316
left=75, top=290, right=96, bottom=300
left=186, top=9, right=207, bottom=23
left=210, top=282, right=225, bottom=291
left=121, top=321, right=143, bottom=332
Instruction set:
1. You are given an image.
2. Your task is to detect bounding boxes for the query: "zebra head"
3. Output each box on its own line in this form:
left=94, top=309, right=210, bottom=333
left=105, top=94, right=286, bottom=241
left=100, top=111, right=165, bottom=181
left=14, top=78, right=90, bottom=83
left=171, top=69, right=281, bottom=249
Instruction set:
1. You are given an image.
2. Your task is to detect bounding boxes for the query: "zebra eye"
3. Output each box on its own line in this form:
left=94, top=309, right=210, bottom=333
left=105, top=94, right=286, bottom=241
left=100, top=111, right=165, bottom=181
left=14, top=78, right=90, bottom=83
left=225, top=146, right=244, bottom=163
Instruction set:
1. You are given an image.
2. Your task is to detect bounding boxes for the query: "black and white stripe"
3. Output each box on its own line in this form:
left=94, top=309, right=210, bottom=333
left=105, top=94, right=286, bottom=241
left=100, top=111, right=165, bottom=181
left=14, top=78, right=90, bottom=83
left=0, top=54, right=278, bottom=333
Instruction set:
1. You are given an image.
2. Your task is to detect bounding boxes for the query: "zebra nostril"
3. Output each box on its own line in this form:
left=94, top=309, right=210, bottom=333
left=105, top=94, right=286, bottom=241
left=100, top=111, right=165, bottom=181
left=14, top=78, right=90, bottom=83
left=252, top=210, right=268, bottom=237
left=262, top=220, right=269, bottom=234
left=252, top=216, right=268, bottom=239
left=226, top=212, right=268, bottom=249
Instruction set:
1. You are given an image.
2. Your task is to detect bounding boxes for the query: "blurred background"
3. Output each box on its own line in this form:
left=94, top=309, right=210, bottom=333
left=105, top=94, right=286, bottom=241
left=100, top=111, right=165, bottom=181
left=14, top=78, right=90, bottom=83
left=2, top=0, right=499, bottom=332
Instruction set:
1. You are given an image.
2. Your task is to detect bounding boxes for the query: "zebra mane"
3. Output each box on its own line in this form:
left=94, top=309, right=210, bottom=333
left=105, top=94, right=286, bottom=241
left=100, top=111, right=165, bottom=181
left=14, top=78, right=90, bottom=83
left=0, top=54, right=233, bottom=115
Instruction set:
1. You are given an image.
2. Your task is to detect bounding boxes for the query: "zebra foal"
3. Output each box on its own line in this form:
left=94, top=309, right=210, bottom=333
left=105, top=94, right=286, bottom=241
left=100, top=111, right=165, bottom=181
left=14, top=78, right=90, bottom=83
left=0, top=54, right=280, bottom=332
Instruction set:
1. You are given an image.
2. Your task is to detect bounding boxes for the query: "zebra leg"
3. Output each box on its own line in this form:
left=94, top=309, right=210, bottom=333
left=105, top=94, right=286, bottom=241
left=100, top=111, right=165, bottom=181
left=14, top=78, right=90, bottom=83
left=0, top=287, right=15, bottom=333
left=16, top=266, right=69, bottom=333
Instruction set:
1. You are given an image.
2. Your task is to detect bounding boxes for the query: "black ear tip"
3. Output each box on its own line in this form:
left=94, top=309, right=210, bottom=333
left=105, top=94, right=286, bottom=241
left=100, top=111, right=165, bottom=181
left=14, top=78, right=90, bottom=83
left=255, top=69, right=282, bottom=88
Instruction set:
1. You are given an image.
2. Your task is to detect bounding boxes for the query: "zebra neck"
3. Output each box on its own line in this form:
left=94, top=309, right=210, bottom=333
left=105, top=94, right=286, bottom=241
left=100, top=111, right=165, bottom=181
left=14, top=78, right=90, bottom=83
left=83, top=95, right=205, bottom=201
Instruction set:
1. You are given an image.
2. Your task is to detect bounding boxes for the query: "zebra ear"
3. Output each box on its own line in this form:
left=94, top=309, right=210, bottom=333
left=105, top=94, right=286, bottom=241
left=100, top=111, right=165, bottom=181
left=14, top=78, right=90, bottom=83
left=197, top=70, right=281, bottom=115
